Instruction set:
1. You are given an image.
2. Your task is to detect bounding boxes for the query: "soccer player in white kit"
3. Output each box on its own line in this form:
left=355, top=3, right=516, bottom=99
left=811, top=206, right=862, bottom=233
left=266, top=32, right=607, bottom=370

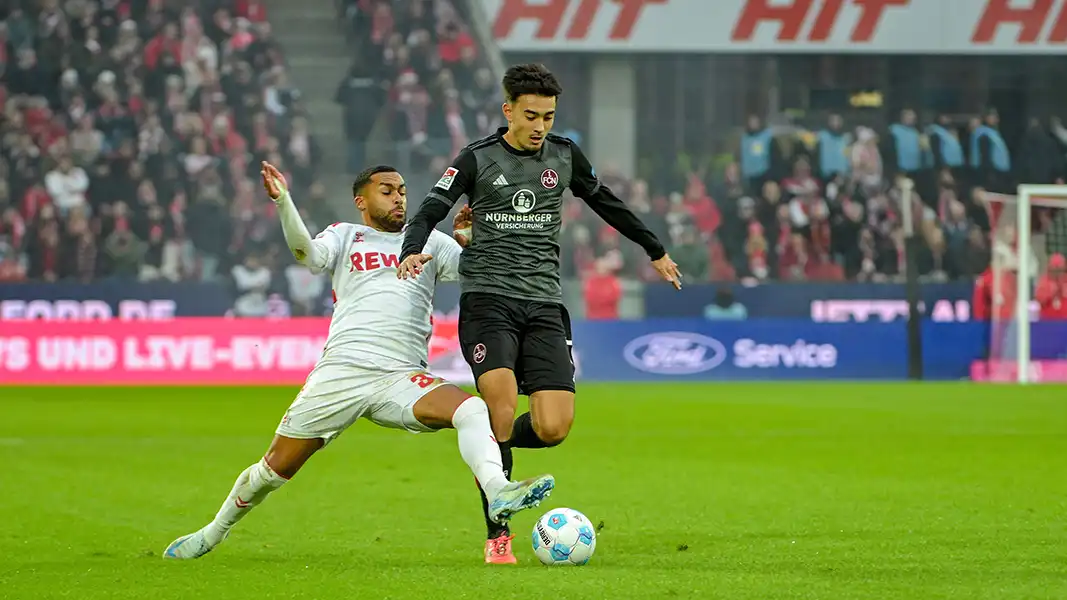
left=162, top=162, right=554, bottom=560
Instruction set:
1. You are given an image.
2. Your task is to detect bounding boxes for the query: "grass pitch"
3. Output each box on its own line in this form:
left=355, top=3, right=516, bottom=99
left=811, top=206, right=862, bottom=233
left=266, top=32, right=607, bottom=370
left=2, top=383, right=1066, bottom=599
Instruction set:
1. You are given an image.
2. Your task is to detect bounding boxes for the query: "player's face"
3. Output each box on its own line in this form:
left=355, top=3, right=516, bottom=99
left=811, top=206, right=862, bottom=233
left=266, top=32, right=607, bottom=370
left=356, top=171, right=407, bottom=232
left=505, top=94, right=556, bottom=151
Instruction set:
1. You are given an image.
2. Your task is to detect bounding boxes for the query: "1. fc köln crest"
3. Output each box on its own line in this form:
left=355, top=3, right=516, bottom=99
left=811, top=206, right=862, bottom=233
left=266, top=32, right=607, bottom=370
left=541, top=169, right=559, bottom=189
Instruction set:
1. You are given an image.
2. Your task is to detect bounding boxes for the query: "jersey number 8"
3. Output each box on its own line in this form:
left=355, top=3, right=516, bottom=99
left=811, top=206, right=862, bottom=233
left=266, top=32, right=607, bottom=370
left=409, top=373, right=438, bottom=389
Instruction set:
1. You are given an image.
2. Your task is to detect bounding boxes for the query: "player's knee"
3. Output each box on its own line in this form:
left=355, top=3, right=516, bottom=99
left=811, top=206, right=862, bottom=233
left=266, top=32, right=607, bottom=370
left=481, top=388, right=519, bottom=436
left=533, top=413, right=572, bottom=446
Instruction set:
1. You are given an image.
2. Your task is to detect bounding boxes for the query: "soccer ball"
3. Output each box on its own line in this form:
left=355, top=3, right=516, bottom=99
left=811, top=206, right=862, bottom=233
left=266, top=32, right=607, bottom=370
left=531, top=508, right=596, bottom=566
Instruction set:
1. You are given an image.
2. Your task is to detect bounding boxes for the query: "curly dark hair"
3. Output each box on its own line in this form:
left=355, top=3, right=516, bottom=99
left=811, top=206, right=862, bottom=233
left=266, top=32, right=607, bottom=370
left=501, top=63, right=563, bottom=103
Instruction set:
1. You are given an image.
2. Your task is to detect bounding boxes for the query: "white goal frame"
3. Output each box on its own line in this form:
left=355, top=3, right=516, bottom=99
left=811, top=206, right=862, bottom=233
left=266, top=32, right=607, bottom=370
left=990, top=184, right=1067, bottom=383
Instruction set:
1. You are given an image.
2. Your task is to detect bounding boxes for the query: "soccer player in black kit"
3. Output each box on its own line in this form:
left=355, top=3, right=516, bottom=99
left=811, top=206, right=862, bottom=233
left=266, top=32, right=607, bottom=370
left=398, top=63, right=681, bottom=564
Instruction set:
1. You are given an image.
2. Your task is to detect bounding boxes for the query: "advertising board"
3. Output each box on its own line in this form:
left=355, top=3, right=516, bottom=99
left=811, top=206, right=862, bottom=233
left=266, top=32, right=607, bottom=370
left=486, top=0, right=1067, bottom=54
left=4, top=317, right=1044, bottom=385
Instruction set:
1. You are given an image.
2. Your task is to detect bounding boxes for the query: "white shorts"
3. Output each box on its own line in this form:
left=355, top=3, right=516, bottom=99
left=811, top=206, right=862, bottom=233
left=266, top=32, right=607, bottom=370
left=276, top=359, right=448, bottom=443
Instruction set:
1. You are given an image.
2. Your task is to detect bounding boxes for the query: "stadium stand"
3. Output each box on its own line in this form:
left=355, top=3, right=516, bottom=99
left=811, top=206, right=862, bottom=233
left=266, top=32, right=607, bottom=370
left=6, top=0, right=1066, bottom=297
left=560, top=114, right=1067, bottom=290
left=332, top=6, right=1064, bottom=291
left=0, top=0, right=325, bottom=284
left=336, top=0, right=497, bottom=193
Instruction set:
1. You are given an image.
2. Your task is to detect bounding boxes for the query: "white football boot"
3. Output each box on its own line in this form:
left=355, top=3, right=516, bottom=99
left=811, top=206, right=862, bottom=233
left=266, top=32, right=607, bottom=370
left=162, top=526, right=225, bottom=559
left=488, top=474, right=555, bottom=523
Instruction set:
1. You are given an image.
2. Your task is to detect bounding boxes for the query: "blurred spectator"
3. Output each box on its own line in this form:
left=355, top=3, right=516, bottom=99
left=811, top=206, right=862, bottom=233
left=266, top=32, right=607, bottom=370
left=66, top=208, right=97, bottom=283
left=232, top=253, right=272, bottom=317
left=437, top=21, right=476, bottom=66
left=70, top=115, right=105, bottom=166
left=740, top=115, right=776, bottom=191
left=1036, top=253, right=1067, bottom=319
left=0, top=207, right=28, bottom=282
left=461, top=67, right=500, bottom=137
left=778, top=233, right=811, bottom=281
left=336, top=61, right=386, bottom=172
left=703, top=287, right=747, bottom=321
left=971, top=109, right=1011, bottom=193
left=389, top=70, right=430, bottom=173
left=973, top=262, right=1013, bottom=321
left=743, top=221, right=769, bottom=282
left=682, top=175, right=719, bottom=237
left=561, top=223, right=594, bottom=279
left=103, top=219, right=145, bottom=279
left=28, top=204, right=62, bottom=281
left=884, top=109, right=924, bottom=184
left=1019, top=117, right=1064, bottom=187
left=8, top=50, right=55, bottom=100
left=671, top=227, right=709, bottom=282
left=814, top=114, right=851, bottom=182
left=851, top=127, right=883, bottom=196
left=831, top=198, right=865, bottom=278
left=285, top=257, right=326, bottom=316
left=926, top=114, right=965, bottom=177
left=45, top=156, right=90, bottom=215
left=582, top=259, right=622, bottom=320
left=285, top=116, right=319, bottom=191
left=960, top=226, right=992, bottom=279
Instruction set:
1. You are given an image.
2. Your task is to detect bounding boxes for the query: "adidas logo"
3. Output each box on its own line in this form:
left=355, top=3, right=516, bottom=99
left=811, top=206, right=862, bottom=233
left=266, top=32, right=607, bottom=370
left=492, top=174, right=508, bottom=187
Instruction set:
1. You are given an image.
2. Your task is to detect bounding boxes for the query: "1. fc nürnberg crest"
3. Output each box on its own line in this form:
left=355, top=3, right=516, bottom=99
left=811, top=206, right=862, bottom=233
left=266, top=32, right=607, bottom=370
left=541, top=169, right=558, bottom=189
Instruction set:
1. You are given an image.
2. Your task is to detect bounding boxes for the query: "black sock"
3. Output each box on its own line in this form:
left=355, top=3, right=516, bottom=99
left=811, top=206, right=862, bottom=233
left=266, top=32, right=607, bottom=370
left=509, top=411, right=554, bottom=449
left=500, top=440, right=513, bottom=480
left=480, top=441, right=512, bottom=539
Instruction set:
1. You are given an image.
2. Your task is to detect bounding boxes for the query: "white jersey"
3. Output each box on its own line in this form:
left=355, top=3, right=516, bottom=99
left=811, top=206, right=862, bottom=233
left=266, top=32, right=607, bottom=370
left=307, top=222, right=461, bottom=371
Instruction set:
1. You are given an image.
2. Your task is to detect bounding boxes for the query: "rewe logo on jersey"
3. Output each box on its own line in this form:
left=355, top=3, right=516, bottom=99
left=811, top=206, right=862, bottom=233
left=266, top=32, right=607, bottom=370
left=349, top=251, right=400, bottom=272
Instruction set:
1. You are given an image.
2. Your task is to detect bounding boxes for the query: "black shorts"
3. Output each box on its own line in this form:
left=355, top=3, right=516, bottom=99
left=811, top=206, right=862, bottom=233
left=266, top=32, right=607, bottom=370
left=458, top=292, right=575, bottom=395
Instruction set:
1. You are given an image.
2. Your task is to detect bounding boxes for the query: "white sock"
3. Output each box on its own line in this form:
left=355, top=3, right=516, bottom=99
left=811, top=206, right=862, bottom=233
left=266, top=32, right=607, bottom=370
left=452, top=397, right=508, bottom=498
left=202, top=458, right=288, bottom=546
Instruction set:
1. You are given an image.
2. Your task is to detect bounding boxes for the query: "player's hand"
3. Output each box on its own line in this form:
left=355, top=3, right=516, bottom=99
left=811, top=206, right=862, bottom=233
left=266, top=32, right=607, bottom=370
left=453, top=204, right=473, bottom=247
left=397, top=253, right=434, bottom=279
left=260, top=161, right=287, bottom=202
left=652, top=253, right=682, bottom=290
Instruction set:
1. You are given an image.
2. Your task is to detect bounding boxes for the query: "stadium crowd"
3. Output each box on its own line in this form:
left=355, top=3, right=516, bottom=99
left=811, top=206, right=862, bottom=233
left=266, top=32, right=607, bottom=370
left=336, top=0, right=498, bottom=183
left=0, top=0, right=328, bottom=286
left=562, top=109, right=1067, bottom=293
left=6, top=0, right=1067, bottom=303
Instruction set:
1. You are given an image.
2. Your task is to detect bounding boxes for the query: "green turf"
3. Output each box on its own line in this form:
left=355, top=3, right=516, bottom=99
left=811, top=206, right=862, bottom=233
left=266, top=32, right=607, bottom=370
left=2, top=383, right=1066, bottom=599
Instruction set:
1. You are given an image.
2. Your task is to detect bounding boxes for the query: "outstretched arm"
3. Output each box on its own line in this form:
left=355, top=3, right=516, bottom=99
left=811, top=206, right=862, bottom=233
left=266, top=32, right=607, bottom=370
left=262, top=162, right=338, bottom=275
left=399, top=148, right=477, bottom=278
left=569, top=144, right=664, bottom=258
left=568, top=143, right=682, bottom=289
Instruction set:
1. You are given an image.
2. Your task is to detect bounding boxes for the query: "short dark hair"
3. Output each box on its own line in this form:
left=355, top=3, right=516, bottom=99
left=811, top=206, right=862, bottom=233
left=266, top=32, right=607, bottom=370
left=501, top=63, right=562, bottom=103
left=352, top=165, right=399, bottom=197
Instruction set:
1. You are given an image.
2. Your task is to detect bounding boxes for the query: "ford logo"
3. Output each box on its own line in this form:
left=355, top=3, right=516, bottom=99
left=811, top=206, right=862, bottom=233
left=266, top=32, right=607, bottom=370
left=623, top=332, right=727, bottom=375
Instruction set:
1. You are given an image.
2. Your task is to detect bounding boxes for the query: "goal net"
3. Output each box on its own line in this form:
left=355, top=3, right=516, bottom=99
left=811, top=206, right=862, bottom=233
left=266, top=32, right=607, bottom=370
left=975, top=186, right=1067, bottom=383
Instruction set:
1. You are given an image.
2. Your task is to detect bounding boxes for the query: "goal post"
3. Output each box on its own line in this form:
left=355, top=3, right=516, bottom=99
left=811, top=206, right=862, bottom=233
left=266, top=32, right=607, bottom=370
left=981, top=185, right=1067, bottom=384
